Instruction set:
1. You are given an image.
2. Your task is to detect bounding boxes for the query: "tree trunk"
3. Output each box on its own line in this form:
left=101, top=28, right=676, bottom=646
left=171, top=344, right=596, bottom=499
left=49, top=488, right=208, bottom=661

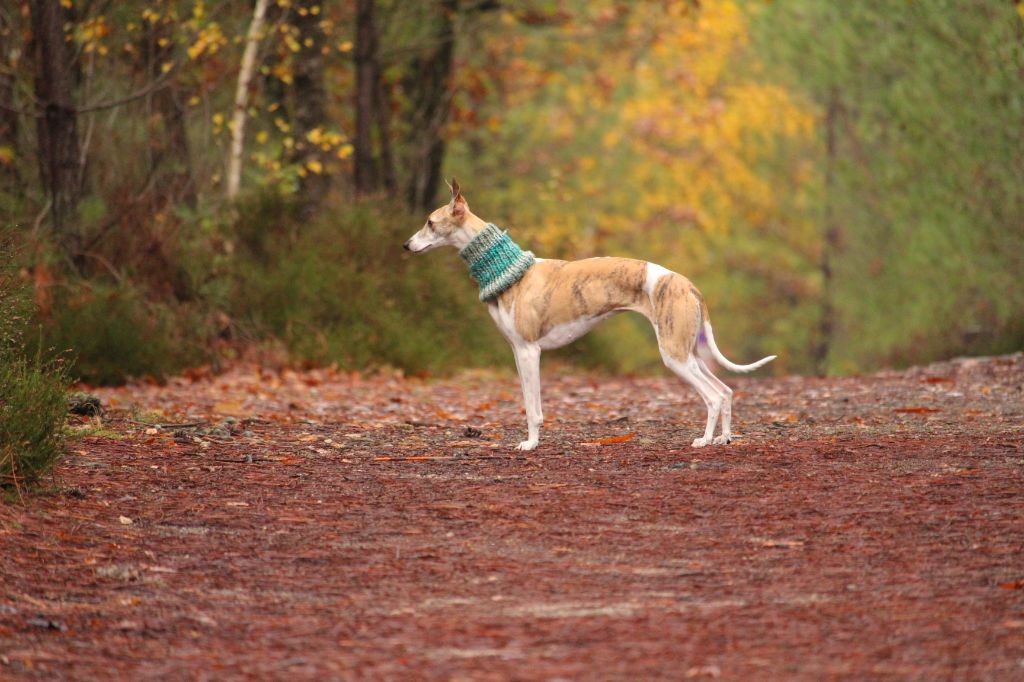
left=31, top=0, right=81, bottom=249
left=814, top=91, right=842, bottom=376
left=291, top=0, right=329, bottom=214
left=226, top=0, right=270, bottom=202
left=404, top=0, right=456, bottom=212
left=146, top=19, right=195, bottom=208
left=0, top=11, right=20, bottom=191
left=354, top=0, right=380, bottom=195
left=374, top=76, right=398, bottom=194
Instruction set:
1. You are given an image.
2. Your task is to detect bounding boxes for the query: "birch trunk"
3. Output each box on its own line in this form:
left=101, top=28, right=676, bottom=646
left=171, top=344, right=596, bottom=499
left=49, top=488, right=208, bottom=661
left=226, top=0, right=269, bottom=202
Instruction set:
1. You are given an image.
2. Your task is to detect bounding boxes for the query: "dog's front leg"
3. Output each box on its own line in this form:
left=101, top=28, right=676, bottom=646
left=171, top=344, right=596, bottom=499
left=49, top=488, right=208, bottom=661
left=512, top=344, right=543, bottom=451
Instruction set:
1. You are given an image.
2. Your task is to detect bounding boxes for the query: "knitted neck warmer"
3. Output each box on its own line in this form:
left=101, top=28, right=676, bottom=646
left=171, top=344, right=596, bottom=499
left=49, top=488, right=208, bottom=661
left=458, top=223, right=536, bottom=302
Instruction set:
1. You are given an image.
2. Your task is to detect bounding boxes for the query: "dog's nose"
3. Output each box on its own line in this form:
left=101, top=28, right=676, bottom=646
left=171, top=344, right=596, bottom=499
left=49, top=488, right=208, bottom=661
left=403, top=239, right=412, bottom=251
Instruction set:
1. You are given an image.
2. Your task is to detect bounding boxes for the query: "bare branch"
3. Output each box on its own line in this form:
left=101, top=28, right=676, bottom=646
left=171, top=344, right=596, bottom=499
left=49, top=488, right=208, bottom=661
left=74, top=65, right=179, bottom=114
left=0, top=101, right=41, bottom=118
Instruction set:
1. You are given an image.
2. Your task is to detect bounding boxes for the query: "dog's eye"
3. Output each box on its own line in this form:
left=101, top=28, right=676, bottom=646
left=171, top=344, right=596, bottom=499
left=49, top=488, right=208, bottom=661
left=427, top=219, right=435, bottom=228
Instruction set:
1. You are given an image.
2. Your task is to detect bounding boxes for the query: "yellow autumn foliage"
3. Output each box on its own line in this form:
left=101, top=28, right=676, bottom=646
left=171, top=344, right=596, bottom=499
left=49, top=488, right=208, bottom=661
left=455, top=0, right=821, bottom=371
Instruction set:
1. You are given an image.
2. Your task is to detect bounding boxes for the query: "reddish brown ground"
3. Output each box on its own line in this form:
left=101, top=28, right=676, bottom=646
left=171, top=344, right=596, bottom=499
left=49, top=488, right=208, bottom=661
left=2, top=354, right=1023, bottom=680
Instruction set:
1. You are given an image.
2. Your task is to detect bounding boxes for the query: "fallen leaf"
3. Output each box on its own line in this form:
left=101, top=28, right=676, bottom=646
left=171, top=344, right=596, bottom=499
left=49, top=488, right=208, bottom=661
left=894, top=407, right=942, bottom=414
left=999, top=580, right=1024, bottom=589
left=685, top=665, right=720, bottom=678
left=581, top=433, right=636, bottom=444
left=751, top=537, right=804, bottom=548
left=213, top=400, right=248, bottom=417
left=118, top=516, right=133, bottom=525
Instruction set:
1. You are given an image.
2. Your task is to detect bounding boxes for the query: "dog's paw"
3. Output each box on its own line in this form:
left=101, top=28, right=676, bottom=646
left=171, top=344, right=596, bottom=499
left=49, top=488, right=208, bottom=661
left=691, top=437, right=710, bottom=448
left=712, top=435, right=732, bottom=445
left=516, top=439, right=539, bottom=451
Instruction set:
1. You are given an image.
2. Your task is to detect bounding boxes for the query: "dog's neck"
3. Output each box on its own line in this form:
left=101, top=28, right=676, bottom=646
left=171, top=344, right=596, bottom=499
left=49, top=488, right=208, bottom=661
left=448, top=213, right=489, bottom=251
left=457, top=220, right=536, bottom=302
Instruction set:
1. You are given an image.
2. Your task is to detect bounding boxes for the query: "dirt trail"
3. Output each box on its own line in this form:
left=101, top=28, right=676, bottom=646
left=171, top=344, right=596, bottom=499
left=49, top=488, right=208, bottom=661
left=2, top=355, right=1023, bottom=680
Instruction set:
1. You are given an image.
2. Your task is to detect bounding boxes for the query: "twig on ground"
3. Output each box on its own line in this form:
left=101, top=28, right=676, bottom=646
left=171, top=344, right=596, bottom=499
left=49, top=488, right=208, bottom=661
left=130, top=420, right=209, bottom=429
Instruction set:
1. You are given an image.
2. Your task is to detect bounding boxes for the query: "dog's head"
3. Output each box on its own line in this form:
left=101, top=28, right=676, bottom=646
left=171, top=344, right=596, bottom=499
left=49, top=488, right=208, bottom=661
left=403, top=178, right=469, bottom=253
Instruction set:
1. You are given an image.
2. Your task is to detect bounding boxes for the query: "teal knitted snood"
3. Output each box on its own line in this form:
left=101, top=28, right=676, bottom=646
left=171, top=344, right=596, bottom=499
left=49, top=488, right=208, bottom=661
left=458, top=224, right=536, bottom=302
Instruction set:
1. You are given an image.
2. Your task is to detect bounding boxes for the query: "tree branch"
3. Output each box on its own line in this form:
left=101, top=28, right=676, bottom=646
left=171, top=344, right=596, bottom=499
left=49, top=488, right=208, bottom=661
left=0, top=100, right=41, bottom=118
left=74, top=65, right=179, bottom=114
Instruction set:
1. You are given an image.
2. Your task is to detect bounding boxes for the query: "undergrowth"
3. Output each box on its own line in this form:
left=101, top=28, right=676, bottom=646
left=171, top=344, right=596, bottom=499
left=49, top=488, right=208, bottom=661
left=229, top=195, right=509, bottom=374
left=0, top=242, right=70, bottom=491
left=46, top=281, right=209, bottom=385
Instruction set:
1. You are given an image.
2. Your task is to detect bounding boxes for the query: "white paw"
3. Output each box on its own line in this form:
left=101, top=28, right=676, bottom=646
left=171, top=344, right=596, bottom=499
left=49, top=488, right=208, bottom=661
left=691, top=437, right=709, bottom=448
left=712, top=435, right=732, bottom=445
left=516, top=440, right=539, bottom=451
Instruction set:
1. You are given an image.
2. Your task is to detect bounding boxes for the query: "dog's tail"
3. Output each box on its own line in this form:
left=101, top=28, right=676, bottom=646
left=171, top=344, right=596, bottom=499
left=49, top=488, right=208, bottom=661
left=699, top=298, right=776, bottom=373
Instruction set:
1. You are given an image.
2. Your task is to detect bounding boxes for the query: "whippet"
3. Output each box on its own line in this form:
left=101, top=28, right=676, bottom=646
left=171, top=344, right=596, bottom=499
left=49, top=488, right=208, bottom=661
left=403, top=179, right=775, bottom=451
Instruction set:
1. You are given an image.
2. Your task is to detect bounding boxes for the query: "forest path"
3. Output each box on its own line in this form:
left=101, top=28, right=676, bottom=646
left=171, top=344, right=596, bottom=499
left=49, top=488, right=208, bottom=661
left=2, top=355, right=1023, bottom=679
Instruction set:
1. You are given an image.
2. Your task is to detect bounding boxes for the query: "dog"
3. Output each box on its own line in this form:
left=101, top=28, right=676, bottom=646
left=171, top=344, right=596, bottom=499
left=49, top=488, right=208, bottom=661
left=404, top=179, right=775, bottom=451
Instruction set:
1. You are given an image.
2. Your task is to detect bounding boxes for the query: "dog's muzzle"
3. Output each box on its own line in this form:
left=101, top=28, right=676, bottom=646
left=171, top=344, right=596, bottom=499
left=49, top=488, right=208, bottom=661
left=403, top=239, right=412, bottom=251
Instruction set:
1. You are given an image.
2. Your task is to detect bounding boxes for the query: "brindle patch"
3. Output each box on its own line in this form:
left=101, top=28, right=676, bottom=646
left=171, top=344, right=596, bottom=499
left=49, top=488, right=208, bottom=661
left=689, top=284, right=710, bottom=321
left=653, top=273, right=701, bottom=360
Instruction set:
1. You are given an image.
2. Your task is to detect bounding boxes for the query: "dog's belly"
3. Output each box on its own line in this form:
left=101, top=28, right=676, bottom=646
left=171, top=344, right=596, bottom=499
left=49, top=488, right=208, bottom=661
left=536, top=311, right=619, bottom=350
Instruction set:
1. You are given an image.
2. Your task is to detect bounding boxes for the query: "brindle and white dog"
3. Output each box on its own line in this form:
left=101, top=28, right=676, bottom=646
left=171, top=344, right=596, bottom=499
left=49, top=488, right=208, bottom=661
left=404, top=179, right=775, bottom=451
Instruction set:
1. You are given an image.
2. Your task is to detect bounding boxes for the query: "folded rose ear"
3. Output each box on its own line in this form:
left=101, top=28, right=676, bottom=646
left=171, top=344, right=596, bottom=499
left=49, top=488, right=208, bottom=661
left=448, top=177, right=466, bottom=218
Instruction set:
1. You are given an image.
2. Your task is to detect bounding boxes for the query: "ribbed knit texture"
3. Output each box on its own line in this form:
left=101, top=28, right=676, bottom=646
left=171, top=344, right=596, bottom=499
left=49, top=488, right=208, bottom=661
left=458, top=223, right=535, bottom=302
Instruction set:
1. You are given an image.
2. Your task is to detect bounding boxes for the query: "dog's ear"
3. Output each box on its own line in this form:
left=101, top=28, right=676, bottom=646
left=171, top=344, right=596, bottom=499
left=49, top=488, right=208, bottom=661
left=448, top=177, right=466, bottom=218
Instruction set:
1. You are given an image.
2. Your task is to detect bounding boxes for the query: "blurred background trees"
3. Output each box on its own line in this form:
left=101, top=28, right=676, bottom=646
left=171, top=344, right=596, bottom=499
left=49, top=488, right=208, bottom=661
left=0, top=0, right=1020, bottom=384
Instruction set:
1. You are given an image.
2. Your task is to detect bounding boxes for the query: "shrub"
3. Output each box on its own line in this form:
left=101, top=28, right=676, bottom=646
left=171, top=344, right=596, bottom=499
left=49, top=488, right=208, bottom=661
left=46, top=281, right=209, bottom=385
left=0, top=355, right=70, bottom=489
left=0, top=245, right=70, bottom=490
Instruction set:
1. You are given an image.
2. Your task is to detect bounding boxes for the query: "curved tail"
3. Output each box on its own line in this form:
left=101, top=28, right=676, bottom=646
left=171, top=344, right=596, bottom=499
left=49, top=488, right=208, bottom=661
left=702, top=320, right=776, bottom=373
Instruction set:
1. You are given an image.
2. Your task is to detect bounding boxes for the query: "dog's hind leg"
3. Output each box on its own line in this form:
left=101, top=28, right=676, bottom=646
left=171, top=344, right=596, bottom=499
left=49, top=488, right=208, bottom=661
left=696, top=357, right=733, bottom=444
left=647, top=272, right=722, bottom=447
left=664, top=354, right=723, bottom=448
